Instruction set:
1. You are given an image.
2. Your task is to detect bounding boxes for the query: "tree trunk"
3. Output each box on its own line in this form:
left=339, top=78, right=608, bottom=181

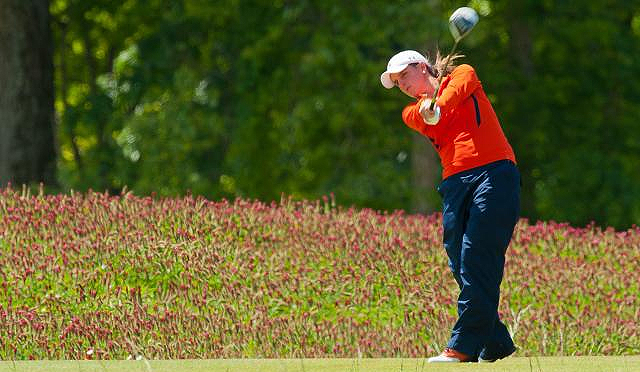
left=509, top=17, right=535, bottom=79
left=508, top=10, right=535, bottom=217
left=410, top=132, right=439, bottom=214
left=0, top=0, right=56, bottom=186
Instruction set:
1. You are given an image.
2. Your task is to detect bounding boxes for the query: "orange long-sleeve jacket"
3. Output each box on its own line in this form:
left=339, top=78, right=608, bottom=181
left=402, top=64, right=516, bottom=179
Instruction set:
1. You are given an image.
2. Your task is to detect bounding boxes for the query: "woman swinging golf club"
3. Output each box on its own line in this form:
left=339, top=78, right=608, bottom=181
left=380, top=7, right=520, bottom=363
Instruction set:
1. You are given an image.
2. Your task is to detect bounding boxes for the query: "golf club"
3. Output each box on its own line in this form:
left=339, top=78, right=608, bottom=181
left=429, top=7, right=479, bottom=110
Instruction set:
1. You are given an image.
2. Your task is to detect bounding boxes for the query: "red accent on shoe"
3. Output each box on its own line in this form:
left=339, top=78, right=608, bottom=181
left=441, top=348, right=472, bottom=362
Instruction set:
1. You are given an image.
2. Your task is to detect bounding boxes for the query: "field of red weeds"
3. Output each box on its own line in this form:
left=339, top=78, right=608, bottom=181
left=0, top=187, right=638, bottom=359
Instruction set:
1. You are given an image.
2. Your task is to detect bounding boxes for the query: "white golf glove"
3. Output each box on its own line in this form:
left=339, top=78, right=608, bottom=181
left=419, top=99, right=440, bottom=125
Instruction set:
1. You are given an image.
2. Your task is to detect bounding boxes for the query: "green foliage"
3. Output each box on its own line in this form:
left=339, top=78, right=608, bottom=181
left=466, top=1, right=640, bottom=228
left=51, top=0, right=640, bottom=229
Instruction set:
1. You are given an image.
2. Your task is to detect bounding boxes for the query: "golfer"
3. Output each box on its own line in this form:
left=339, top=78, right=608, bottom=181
left=380, top=50, right=520, bottom=363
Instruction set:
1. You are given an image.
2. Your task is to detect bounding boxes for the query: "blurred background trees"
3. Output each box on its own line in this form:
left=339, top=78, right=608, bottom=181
left=1, top=0, right=639, bottom=229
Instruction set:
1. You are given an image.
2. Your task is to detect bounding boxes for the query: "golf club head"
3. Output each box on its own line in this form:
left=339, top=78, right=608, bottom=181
left=449, top=7, right=479, bottom=42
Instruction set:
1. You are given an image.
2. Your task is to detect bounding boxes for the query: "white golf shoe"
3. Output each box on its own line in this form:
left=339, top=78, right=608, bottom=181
left=427, top=348, right=472, bottom=363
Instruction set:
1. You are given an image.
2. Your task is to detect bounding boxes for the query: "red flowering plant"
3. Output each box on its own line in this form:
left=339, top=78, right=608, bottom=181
left=0, top=186, right=638, bottom=359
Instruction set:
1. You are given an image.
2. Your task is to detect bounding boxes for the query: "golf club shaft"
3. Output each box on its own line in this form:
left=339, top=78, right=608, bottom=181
left=429, top=39, right=459, bottom=110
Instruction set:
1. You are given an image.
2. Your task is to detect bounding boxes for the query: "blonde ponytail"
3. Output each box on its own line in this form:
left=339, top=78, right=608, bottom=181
left=428, top=50, right=465, bottom=78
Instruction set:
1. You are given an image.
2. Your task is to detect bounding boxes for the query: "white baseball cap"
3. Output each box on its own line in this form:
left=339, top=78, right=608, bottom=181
left=380, top=50, right=428, bottom=89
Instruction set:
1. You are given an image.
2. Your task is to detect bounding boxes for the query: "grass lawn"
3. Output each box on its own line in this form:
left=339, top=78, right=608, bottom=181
left=1, top=357, right=639, bottom=372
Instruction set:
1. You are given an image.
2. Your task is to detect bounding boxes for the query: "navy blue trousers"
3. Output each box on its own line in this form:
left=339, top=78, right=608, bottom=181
left=437, top=159, right=520, bottom=359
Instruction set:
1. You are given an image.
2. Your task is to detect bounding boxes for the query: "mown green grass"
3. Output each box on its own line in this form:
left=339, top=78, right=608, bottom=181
left=1, top=357, right=639, bottom=372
